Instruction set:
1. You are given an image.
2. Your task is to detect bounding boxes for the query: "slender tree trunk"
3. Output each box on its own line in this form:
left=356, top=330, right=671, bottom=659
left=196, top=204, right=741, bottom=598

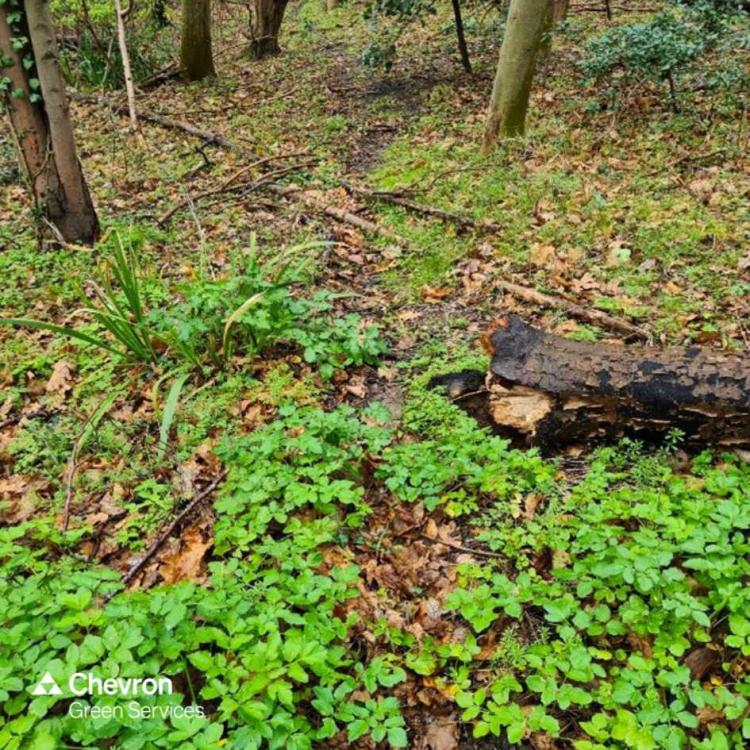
left=1, top=2, right=99, bottom=245
left=180, top=0, right=215, bottom=81
left=451, top=0, right=472, bottom=73
left=152, top=0, right=170, bottom=27
left=540, top=0, right=566, bottom=59
left=552, top=0, right=569, bottom=22
left=113, top=0, right=138, bottom=129
left=482, top=0, right=552, bottom=151
left=248, top=0, right=288, bottom=59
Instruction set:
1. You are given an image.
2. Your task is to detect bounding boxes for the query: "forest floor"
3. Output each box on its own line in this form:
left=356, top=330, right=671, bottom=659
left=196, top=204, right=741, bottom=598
left=1, top=2, right=749, bottom=749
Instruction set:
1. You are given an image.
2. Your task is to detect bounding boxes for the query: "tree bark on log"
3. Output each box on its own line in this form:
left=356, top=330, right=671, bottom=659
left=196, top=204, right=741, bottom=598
left=484, top=315, right=750, bottom=448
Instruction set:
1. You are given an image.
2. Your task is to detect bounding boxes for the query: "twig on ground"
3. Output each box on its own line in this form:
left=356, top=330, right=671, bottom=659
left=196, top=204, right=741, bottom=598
left=498, top=280, right=649, bottom=340
left=62, top=393, right=118, bottom=532
left=71, top=93, right=409, bottom=247
left=420, top=533, right=506, bottom=559
left=111, top=470, right=227, bottom=599
left=343, top=181, right=502, bottom=233
left=157, top=162, right=315, bottom=225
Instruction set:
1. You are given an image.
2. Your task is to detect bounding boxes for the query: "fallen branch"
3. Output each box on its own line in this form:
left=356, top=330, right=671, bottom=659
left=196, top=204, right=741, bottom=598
left=274, top=184, right=407, bottom=242
left=72, top=93, right=406, bottom=246
left=343, top=181, right=503, bottom=233
left=419, top=533, right=506, bottom=559
left=498, top=280, right=649, bottom=340
left=113, top=469, right=227, bottom=597
left=157, top=161, right=315, bottom=225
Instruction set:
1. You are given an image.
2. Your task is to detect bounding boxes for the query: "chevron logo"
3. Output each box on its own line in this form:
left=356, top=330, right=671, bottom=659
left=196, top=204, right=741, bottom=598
left=31, top=672, right=62, bottom=696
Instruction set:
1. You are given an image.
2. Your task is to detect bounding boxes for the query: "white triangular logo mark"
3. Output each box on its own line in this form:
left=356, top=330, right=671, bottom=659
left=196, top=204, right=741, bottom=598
left=32, top=672, right=61, bottom=696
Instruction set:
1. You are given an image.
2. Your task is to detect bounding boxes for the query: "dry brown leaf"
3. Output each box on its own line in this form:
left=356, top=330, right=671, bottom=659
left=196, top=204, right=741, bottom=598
left=570, top=272, right=599, bottom=294
left=0, top=475, right=27, bottom=496
left=45, top=360, right=75, bottom=396
left=418, top=719, right=459, bottom=750
left=530, top=243, right=557, bottom=268
left=523, top=493, right=543, bottom=521
left=421, top=286, right=451, bottom=303
left=345, top=376, right=367, bottom=398
left=160, top=526, right=212, bottom=583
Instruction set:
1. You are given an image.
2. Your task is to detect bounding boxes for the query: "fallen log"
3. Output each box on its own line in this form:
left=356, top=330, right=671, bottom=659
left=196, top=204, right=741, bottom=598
left=477, top=316, right=750, bottom=448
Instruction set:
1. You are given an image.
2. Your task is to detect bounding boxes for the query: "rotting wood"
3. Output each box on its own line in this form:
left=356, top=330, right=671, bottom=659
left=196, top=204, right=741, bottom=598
left=483, top=315, right=750, bottom=448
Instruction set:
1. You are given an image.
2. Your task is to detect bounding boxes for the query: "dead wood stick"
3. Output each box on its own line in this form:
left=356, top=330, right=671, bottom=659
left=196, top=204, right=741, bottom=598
left=419, top=533, right=506, bottom=559
left=157, top=162, right=315, bottom=225
left=61, top=429, right=86, bottom=533
left=221, top=150, right=311, bottom=190
left=499, top=280, right=649, bottom=340
left=344, top=181, right=503, bottom=233
left=113, top=470, right=227, bottom=597
left=71, top=92, right=408, bottom=246
left=272, top=184, right=407, bottom=242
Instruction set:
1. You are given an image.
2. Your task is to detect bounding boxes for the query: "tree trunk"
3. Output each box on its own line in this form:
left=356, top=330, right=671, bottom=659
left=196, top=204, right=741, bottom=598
left=451, top=0, right=472, bottom=73
left=482, top=0, right=552, bottom=150
left=552, top=0, right=569, bottom=22
left=482, top=315, right=750, bottom=448
left=180, top=0, right=215, bottom=81
left=113, top=0, right=138, bottom=129
left=1, top=2, right=99, bottom=245
left=152, top=0, right=170, bottom=27
left=249, top=0, right=288, bottom=59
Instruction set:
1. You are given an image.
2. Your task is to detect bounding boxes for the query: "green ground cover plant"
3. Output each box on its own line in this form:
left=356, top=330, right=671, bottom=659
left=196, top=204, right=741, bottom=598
left=2, top=0, right=749, bottom=747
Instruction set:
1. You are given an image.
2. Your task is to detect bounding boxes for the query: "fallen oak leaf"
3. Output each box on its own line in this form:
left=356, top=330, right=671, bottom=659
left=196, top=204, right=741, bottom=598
left=159, top=526, right=212, bottom=583
left=45, top=360, right=75, bottom=396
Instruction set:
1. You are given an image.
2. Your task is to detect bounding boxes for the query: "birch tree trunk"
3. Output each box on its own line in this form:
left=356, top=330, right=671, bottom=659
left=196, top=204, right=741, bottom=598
left=249, top=0, right=289, bottom=59
left=482, top=0, right=552, bottom=150
left=180, top=0, right=215, bottom=81
left=1, top=2, right=99, bottom=245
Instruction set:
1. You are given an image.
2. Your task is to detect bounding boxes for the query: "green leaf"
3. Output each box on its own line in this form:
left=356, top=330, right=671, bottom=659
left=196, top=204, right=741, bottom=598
left=157, top=371, right=189, bottom=461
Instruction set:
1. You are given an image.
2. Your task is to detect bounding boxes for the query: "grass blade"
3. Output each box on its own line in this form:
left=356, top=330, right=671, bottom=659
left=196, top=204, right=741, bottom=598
left=157, top=371, right=189, bottom=461
left=0, top=318, right=123, bottom=357
left=222, top=292, right=264, bottom=361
